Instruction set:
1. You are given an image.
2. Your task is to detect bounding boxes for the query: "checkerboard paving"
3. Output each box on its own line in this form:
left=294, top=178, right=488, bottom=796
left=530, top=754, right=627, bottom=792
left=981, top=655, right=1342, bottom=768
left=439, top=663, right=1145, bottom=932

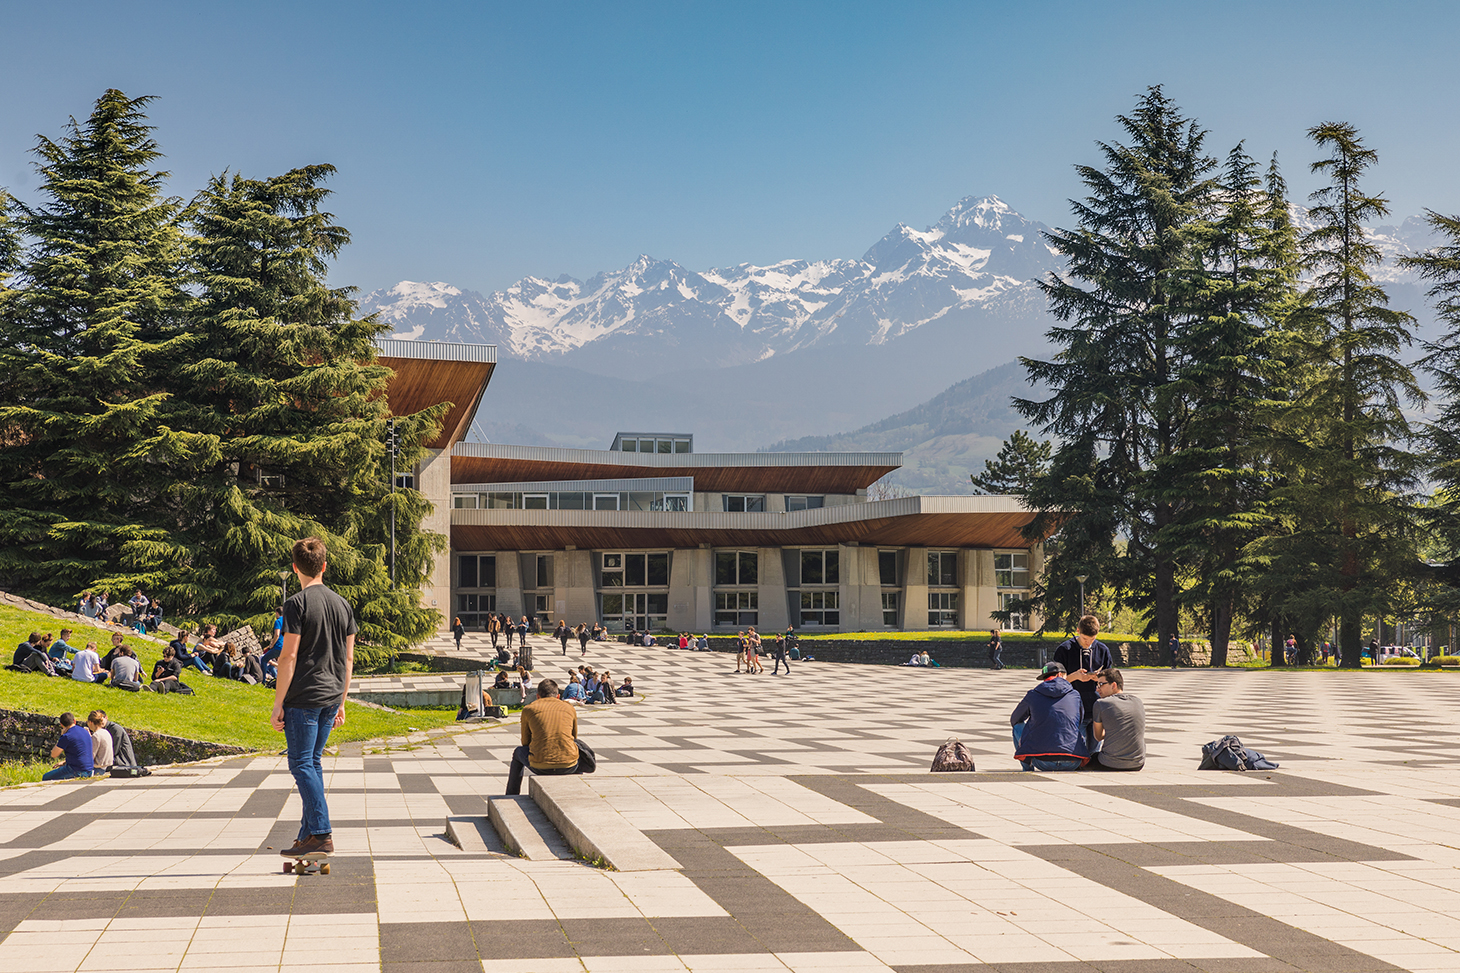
left=7, top=637, right=1460, bottom=971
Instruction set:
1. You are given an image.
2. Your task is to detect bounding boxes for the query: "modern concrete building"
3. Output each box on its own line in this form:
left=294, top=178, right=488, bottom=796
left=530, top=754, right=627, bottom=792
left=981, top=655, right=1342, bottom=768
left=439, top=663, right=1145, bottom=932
left=376, top=338, right=1044, bottom=634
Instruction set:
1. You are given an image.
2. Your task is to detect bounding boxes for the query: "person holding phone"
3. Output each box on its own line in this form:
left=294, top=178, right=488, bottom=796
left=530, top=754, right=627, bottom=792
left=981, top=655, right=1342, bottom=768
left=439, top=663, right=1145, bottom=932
left=1052, top=615, right=1111, bottom=753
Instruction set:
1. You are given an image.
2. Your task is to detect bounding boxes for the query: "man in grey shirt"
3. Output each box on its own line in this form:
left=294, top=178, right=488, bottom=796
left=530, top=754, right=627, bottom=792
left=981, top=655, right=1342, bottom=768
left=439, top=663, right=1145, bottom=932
left=1090, top=667, right=1145, bottom=771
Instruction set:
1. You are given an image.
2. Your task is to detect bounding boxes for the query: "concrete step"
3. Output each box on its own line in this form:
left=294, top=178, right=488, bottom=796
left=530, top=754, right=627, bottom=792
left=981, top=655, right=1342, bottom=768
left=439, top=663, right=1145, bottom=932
left=528, top=776, right=682, bottom=872
left=487, top=795, right=574, bottom=860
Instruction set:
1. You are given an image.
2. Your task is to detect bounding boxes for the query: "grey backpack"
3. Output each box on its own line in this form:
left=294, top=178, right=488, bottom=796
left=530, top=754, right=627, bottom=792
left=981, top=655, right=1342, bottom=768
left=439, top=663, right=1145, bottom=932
left=930, top=736, right=975, bottom=772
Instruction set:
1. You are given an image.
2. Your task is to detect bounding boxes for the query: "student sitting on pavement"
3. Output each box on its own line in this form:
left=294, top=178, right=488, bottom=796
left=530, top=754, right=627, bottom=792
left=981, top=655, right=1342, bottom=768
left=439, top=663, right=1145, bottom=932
left=88, top=711, right=114, bottom=773
left=1087, top=667, right=1145, bottom=771
left=1010, top=662, right=1090, bottom=771
left=505, top=678, right=590, bottom=795
left=72, top=641, right=107, bottom=684
left=562, top=672, right=587, bottom=703
left=596, top=670, right=617, bottom=705
left=493, top=669, right=512, bottom=690
left=616, top=676, right=635, bottom=697
left=43, top=712, right=95, bottom=781
left=907, top=652, right=924, bottom=666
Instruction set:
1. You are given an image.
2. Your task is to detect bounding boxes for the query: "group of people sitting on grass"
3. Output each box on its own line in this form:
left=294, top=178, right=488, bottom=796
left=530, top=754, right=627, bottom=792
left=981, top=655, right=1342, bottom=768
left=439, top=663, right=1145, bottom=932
left=12, top=620, right=277, bottom=694
left=43, top=709, right=142, bottom=780
left=1010, top=615, right=1146, bottom=772
left=168, top=625, right=272, bottom=685
left=76, top=589, right=163, bottom=634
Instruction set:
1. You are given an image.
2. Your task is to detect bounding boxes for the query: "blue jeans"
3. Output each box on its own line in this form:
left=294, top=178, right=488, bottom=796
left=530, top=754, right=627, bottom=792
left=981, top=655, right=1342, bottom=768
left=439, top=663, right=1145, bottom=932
left=283, top=705, right=337, bottom=840
left=43, top=765, right=91, bottom=781
left=1012, top=722, right=1084, bottom=772
left=261, top=643, right=283, bottom=666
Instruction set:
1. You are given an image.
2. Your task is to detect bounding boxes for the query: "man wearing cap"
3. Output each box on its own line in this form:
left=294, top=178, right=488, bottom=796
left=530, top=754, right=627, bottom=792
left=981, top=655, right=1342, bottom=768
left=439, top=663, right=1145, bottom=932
left=1052, top=615, right=1113, bottom=752
left=1009, top=661, right=1089, bottom=771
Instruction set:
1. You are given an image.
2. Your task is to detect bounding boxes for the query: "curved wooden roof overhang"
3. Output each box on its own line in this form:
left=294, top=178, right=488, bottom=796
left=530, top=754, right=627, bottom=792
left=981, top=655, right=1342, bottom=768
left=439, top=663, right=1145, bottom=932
left=376, top=339, right=496, bottom=451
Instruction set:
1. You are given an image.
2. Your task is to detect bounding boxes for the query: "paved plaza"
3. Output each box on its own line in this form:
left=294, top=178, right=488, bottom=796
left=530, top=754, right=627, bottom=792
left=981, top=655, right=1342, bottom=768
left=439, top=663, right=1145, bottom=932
left=5, top=635, right=1460, bottom=973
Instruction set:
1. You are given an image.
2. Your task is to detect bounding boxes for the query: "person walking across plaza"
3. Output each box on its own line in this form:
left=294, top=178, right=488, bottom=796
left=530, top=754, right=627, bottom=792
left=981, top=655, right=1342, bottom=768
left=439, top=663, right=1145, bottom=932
left=772, top=630, right=793, bottom=674
left=987, top=628, right=1005, bottom=670
left=555, top=620, right=570, bottom=655
left=271, top=536, right=357, bottom=861
left=453, top=616, right=465, bottom=652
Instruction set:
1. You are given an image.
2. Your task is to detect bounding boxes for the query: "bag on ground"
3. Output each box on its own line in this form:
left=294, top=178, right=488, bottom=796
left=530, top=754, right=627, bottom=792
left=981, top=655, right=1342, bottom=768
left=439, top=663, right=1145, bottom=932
left=1199, top=734, right=1279, bottom=772
left=930, top=736, right=975, bottom=772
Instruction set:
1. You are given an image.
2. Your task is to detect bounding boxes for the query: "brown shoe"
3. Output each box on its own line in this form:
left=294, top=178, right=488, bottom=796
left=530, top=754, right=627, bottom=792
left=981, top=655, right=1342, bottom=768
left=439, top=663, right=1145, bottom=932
left=281, top=834, right=332, bottom=858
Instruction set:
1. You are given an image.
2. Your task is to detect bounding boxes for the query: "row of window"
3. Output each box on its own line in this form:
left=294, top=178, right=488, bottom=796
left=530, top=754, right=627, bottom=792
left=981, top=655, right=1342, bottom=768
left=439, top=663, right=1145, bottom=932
left=453, top=491, right=690, bottom=511
left=721, top=494, right=824, bottom=512
left=459, top=549, right=1032, bottom=591
left=619, top=437, right=691, bottom=454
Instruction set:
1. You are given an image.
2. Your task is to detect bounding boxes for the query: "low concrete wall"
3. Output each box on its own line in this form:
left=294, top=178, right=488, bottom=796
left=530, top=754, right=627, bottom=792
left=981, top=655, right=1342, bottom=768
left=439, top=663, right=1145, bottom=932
left=789, top=638, right=1213, bottom=669
left=0, top=708, right=250, bottom=765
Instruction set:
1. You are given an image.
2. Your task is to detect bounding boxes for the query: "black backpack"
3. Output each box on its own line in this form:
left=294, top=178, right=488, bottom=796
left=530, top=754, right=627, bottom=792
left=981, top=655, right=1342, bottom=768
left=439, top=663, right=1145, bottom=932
left=1200, top=734, right=1279, bottom=772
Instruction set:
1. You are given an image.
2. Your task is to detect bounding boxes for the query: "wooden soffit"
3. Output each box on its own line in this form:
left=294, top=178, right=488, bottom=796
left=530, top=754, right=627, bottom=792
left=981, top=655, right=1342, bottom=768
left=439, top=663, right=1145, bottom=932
left=378, top=356, right=495, bottom=451
left=450, top=455, right=899, bottom=494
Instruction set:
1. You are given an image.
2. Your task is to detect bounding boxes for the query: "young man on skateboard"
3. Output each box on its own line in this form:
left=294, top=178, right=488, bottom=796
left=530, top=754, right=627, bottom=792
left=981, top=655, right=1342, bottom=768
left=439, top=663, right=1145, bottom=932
left=272, top=536, right=357, bottom=862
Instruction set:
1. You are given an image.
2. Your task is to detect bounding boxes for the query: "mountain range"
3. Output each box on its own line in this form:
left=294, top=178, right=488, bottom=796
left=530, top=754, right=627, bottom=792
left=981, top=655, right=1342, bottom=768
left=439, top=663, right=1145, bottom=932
left=360, top=197, right=1443, bottom=492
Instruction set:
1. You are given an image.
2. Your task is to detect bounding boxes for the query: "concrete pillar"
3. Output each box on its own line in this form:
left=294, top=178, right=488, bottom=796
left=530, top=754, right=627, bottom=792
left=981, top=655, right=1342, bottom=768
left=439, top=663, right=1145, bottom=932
left=963, top=549, right=998, bottom=632
left=757, top=546, right=789, bottom=633
left=904, top=546, right=929, bottom=631
left=668, top=547, right=711, bottom=634
left=560, top=549, right=595, bottom=626
left=1027, top=542, right=1046, bottom=631
left=840, top=543, right=882, bottom=631
left=496, top=548, right=523, bottom=619
left=417, top=447, right=453, bottom=628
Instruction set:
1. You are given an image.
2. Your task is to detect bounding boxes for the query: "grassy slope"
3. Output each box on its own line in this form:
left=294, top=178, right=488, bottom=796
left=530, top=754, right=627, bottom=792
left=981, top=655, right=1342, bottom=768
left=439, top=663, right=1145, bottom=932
left=0, top=603, right=457, bottom=754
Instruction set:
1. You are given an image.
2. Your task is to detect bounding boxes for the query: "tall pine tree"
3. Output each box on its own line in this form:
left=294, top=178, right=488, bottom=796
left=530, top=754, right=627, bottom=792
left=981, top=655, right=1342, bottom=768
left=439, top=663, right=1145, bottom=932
left=0, top=90, right=195, bottom=603
left=1018, top=87, right=1219, bottom=640
left=1259, top=123, right=1423, bottom=668
left=1155, top=147, right=1300, bottom=665
left=970, top=430, right=1051, bottom=496
left=168, top=166, right=447, bottom=646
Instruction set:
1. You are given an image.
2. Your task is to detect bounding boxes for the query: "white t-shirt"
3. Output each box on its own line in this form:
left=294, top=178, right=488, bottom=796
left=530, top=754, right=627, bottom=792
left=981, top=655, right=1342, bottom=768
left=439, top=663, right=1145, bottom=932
left=72, top=649, right=101, bottom=681
left=92, top=727, right=114, bottom=770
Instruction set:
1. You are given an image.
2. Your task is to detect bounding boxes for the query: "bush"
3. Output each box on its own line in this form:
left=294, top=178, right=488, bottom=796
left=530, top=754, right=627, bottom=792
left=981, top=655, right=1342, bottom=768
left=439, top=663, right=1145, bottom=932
left=1431, top=655, right=1460, bottom=666
left=352, top=641, right=397, bottom=672
left=1380, top=657, right=1420, bottom=666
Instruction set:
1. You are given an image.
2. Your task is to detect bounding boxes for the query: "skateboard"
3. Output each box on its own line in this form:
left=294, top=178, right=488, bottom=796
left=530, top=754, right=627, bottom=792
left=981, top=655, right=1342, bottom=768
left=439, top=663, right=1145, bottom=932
left=283, top=855, right=329, bottom=875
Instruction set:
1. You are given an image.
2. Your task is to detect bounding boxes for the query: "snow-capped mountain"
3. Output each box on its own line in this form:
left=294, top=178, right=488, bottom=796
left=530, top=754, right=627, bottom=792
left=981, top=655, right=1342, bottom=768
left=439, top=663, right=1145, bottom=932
left=359, top=195, right=1061, bottom=372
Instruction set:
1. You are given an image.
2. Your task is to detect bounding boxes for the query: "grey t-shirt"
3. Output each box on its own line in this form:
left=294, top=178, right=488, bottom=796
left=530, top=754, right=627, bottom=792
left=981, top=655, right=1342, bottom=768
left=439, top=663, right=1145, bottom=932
left=282, top=584, right=357, bottom=710
left=111, top=655, right=141, bottom=684
left=1093, top=693, right=1146, bottom=769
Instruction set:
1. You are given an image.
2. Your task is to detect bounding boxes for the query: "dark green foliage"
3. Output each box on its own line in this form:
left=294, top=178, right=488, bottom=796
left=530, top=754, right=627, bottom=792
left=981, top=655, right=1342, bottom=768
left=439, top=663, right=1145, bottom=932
left=970, top=429, right=1051, bottom=496
left=0, top=91, right=446, bottom=652
left=1253, top=123, right=1423, bottom=668
left=0, top=90, right=194, bottom=603
left=1018, top=87, right=1219, bottom=641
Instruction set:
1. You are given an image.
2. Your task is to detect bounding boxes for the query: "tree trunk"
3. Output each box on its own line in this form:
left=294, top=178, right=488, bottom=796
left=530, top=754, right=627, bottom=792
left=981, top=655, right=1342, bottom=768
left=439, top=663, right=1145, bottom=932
left=1210, top=595, right=1233, bottom=667
left=1269, top=620, right=1288, bottom=668
left=1339, top=615, right=1362, bottom=669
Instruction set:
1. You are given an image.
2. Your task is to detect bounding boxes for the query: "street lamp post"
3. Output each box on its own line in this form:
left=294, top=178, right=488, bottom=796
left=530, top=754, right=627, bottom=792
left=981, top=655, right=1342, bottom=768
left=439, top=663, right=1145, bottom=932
left=1075, top=575, right=1088, bottom=616
left=278, top=570, right=290, bottom=609
left=387, top=418, right=397, bottom=589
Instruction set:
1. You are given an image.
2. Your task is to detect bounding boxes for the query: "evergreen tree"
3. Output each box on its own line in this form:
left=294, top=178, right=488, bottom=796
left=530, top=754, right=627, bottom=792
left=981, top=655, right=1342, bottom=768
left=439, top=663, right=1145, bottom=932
left=161, top=165, right=447, bottom=646
left=1402, top=211, right=1460, bottom=605
left=1156, top=146, right=1299, bottom=666
left=970, top=430, right=1051, bottom=496
left=0, top=90, right=194, bottom=602
left=1259, top=123, right=1423, bottom=668
left=1017, top=87, right=1219, bottom=640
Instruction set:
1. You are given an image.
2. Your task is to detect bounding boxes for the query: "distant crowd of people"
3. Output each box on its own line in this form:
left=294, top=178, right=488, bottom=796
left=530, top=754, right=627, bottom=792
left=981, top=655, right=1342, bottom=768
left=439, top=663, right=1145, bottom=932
left=77, top=589, right=163, bottom=634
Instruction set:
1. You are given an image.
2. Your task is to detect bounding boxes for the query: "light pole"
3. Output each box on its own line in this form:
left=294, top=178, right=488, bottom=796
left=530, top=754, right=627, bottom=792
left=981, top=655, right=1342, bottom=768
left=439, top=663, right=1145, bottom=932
left=278, top=570, right=290, bottom=609
left=1075, top=574, right=1088, bottom=616
left=387, top=418, right=397, bottom=589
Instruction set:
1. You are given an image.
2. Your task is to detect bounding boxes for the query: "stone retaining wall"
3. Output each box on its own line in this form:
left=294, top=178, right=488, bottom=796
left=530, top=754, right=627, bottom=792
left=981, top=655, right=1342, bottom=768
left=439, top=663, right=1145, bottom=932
left=0, top=708, right=251, bottom=765
left=641, top=635, right=1225, bottom=668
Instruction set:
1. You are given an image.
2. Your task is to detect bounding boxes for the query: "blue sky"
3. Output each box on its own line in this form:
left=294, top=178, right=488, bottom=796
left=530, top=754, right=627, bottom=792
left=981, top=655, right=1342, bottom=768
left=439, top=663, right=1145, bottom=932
left=3, top=1, right=1457, bottom=294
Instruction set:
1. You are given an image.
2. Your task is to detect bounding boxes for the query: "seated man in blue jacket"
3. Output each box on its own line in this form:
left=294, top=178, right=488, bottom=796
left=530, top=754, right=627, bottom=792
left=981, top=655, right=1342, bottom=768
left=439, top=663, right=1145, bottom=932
left=1010, top=661, right=1089, bottom=771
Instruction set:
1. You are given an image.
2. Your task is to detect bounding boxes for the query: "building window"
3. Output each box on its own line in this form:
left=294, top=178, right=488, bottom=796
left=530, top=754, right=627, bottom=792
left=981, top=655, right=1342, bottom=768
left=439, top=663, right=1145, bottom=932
left=394, top=473, right=415, bottom=490
left=1000, top=592, right=1029, bottom=631
left=600, top=552, right=668, bottom=587
left=929, top=591, right=958, bottom=627
left=536, top=555, right=553, bottom=588
left=715, top=551, right=758, bottom=586
left=594, top=494, right=619, bottom=510
left=601, top=592, right=668, bottom=631
left=534, top=593, right=551, bottom=625
left=995, top=552, right=1030, bottom=588
left=881, top=592, right=899, bottom=627
left=258, top=470, right=285, bottom=489
left=650, top=494, right=689, bottom=511
left=457, top=555, right=496, bottom=588
left=799, top=550, right=839, bottom=586
left=786, top=495, right=824, bottom=511
left=928, top=551, right=957, bottom=587
left=723, top=495, right=766, bottom=512
left=453, top=494, right=478, bottom=508
left=715, top=591, right=758, bottom=626
left=800, top=590, right=839, bottom=626
left=524, top=494, right=548, bottom=509
left=878, top=550, right=898, bottom=586
left=456, top=593, right=496, bottom=614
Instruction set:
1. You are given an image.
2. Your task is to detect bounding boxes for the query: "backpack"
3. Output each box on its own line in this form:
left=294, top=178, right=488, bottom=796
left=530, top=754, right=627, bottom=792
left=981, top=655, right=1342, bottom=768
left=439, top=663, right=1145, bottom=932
left=1199, top=734, right=1279, bottom=772
left=930, top=736, right=976, bottom=772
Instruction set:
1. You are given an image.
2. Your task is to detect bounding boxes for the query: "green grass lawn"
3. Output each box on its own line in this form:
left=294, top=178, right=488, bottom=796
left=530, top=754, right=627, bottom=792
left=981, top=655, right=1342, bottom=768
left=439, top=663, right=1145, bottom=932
left=0, top=602, right=458, bottom=756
